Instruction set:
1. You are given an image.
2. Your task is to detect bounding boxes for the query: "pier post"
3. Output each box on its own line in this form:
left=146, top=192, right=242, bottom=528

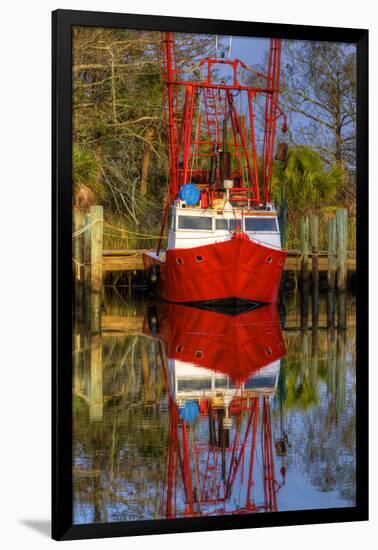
left=73, top=331, right=82, bottom=396
left=73, top=209, right=84, bottom=279
left=336, top=208, right=348, bottom=292
left=300, top=216, right=309, bottom=282
left=311, top=289, right=319, bottom=388
left=327, top=217, right=337, bottom=289
left=141, top=339, right=153, bottom=404
left=90, top=205, right=104, bottom=292
left=83, top=212, right=92, bottom=281
left=300, top=280, right=309, bottom=330
left=83, top=212, right=92, bottom=329
left=327, top=327, right=336, bottom=396
left=337, top=290, right=347, bottom=330
left=327, top=290, right=336, bottom=329
left=300, top=330, right=309, bottom=384
left=336, top=330, right=347, bottom=416
left=73, top=209, right=85, bottom=324
left=309, top=214, right=319, bottom=289
left=90, top=205, right=104, bottom=333
left=89, top=333, right=103, bottom=422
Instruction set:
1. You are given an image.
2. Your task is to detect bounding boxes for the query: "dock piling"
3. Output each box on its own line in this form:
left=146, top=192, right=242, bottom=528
left=90, top=205, right=104, bottom=333
left=89, top=333, right=103, bottom=422
left=73, top=209, right=85, bottom=324
left=90, top=205, right=104, bottom=293
left=300, top=216, right=309, bottom=282
left=337, top=291, right=347, bottom=330
left=336, top=208, right=348, bottom=292
left=300, top=281, right=309, bottom=330
left=83, top=212, right=92, bottom=286
left=327, top=217, right=337, bottom=289
left=327, top=290, right=336, bottom=329
left=310, top=214, right=319, bottom=289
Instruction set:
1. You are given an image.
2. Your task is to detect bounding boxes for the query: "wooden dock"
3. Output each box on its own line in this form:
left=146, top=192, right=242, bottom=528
left=102, top=249, right=356, bottom=273
left=74, top=207, right=355, bottom=301
left=101, top=311, right=355, bottom=335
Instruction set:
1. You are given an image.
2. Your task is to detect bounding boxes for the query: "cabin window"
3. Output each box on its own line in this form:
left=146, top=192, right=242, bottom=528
left=176, top=257, right=184, bottom=265
left=245, top=217, right=277, bottom=232
left=195, top=350, right=203, bottom=358
left=178, top=216, right=212, bottom=230
left=215, top=218, right=242, bottom=231
left=215, top=377, right=228, bottom=389
left=176, top=344, right=183, bottom=353
left=265, top=256, right=273, bottom=264
left=229, top=219, right=242, bottom=231
left=244, top=376, right=277, bottom=389
left=215, top=218, right=228, bottom=230
left=177, top=378, right=212, bottom=391
left=195, top=255, right=204, bottom=263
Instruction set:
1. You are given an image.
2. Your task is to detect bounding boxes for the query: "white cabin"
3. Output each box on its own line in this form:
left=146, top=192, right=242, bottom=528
left=167, top=199, right=282, bottom=251
left=167, top=358, right=281, bottom=406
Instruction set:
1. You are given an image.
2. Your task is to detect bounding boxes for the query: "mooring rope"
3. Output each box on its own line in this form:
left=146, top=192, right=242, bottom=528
left=72, top=218, right=102, bottom=238
left=104, top=223, right=168, bottom=239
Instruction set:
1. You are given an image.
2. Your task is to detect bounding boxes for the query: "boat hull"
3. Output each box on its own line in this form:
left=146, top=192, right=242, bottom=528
left=144, top=302, right=285, bottom=386
left=144, top=236, right=287, bottom=304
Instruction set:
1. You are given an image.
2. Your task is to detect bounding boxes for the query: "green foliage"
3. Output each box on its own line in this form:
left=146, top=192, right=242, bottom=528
left=271, top=147, right=346, bottom=248
left=73, top=145, right=98, bottom=185
left=72, top=27, right=217, bottom=245
left=282, top=147, right=344, bottom=214
left=73, top=145, right=106, bottom=202
left=73, top=394, right=89, bottom=417
left=283, top=360, right=318, bottom=409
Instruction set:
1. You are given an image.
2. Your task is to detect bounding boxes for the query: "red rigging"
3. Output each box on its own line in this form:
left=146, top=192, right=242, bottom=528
left=144, top=302, right=286, bottom=517
left=144, top=32, right=287, bottom=306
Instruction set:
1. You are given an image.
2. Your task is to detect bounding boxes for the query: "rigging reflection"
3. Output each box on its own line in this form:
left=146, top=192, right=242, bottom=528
left=145, top=303, right=287, bottom=517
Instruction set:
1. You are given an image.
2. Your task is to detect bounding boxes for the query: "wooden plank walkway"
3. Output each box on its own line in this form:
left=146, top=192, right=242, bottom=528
left=102, top=250, right=356, bottom=273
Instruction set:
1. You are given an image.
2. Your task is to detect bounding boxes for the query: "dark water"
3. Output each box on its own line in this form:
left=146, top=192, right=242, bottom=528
left=72, top=290, right=356, bottom=524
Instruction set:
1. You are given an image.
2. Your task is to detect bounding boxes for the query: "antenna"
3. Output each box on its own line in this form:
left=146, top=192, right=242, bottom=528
left=228, top=36, right=233, bottom=58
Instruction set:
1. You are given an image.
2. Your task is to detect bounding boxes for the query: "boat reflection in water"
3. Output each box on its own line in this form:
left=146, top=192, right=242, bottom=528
left=145, top=302, right=287, bottom=518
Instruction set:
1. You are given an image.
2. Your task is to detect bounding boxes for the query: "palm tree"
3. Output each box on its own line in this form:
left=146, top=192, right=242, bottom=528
left=279, top=146, right=344, bottom=215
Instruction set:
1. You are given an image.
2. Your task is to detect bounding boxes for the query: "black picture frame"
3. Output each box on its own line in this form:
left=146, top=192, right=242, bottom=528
left=52, top=9, right=369, bottom=541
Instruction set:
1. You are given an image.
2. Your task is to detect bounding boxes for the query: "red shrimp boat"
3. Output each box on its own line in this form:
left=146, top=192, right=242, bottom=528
left=144, top=33, right=287, bottom=306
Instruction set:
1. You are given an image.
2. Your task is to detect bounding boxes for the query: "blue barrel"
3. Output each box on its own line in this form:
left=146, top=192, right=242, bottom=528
left=179, top=183, right=200, bottom=206
left=179, top=400, right=199, bottom=424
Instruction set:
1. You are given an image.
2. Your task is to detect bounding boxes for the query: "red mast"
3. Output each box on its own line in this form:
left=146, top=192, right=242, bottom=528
left=261, top=38, right=285, bottom=206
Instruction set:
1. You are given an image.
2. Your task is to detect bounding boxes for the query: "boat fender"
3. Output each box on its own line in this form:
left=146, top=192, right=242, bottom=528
left=149, top=264, right=160, bottom=287
left=147, top=305, right=159, bottom=335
